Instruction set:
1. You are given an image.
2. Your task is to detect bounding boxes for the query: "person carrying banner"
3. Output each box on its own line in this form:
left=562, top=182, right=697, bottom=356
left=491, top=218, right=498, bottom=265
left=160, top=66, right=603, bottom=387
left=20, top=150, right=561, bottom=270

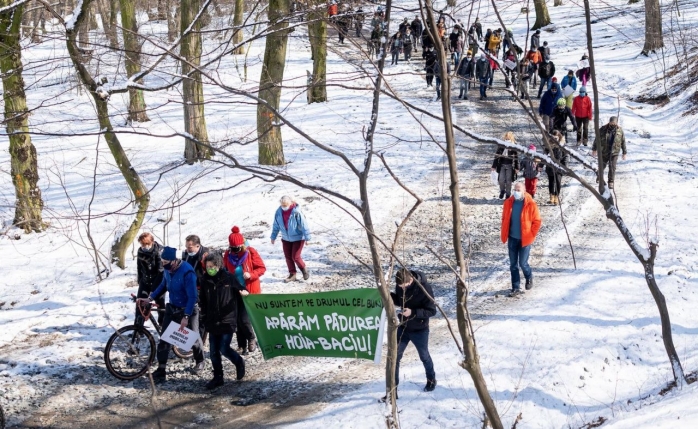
left=386, top=268, right=437, bottom=400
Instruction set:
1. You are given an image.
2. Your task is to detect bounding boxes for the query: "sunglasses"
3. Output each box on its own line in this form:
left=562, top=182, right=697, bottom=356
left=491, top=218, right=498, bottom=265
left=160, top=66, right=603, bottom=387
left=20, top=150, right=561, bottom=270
left=229, top=245, right=244, bottom=253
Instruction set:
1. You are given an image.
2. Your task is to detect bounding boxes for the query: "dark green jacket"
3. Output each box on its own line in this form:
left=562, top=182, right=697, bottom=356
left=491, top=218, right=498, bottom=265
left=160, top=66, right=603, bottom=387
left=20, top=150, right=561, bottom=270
left=594, top=124, right=627, bottom=157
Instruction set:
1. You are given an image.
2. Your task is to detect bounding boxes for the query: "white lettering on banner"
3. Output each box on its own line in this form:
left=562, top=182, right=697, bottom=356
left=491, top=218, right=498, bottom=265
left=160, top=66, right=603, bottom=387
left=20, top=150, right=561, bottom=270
left=161, top=322, right=201, bottom=351
left=322, top=313, right=380, bottom=332
left=285, top=333, right=373, bottom=355
left=265, top=312, right=320, bottom=331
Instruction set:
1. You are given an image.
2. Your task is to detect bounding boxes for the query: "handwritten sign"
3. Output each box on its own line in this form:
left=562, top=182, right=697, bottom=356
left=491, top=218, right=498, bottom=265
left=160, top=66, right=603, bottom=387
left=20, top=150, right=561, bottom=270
left=578, top=59, right=589, bottom=69
left=161, top=322, right=201, bottom=351
left=504, top=59, right=517, bottom=70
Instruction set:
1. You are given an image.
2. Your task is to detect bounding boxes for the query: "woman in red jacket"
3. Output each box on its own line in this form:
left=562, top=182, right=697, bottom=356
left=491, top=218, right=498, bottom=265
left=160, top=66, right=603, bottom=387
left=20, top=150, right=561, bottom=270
left=223, top=226, right=266, bottom=354
left=571, top=86, right=593, bottom=146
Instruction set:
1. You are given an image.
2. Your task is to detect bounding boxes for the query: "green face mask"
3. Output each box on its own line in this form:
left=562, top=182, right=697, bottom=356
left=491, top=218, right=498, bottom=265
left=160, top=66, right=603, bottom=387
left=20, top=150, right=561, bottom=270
left=206, top=267, right=219, bottom=276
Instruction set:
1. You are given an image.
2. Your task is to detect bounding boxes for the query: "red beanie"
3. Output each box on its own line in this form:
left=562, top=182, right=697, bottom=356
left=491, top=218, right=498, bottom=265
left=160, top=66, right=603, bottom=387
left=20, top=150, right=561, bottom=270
left=228, top=226, right=245, bottom=246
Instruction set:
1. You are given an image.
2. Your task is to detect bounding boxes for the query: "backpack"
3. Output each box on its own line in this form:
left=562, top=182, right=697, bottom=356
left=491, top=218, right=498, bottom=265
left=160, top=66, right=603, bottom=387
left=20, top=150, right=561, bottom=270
left=521, top=157, right=538, bottom=179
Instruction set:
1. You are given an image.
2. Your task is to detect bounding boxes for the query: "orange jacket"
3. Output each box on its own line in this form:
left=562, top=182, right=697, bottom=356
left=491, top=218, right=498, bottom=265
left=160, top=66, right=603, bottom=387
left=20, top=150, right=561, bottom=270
left=501, top=194, right=541, bottom=247
left=526, top=50, right=542, bottom=64
left=328, top=4, right=338, bottom=16
left=572, top=95, right=593, bottom=119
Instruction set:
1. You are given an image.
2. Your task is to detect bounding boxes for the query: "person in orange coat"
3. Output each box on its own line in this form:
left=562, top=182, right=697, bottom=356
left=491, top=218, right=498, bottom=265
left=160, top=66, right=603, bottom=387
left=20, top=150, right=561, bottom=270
left=526, top=48, right=542, bottom=85
left=500, top=182, right=541, bottom=297
left=571, top=86, right=593, bottom=146
left=223, top=226, right=266, bottom=354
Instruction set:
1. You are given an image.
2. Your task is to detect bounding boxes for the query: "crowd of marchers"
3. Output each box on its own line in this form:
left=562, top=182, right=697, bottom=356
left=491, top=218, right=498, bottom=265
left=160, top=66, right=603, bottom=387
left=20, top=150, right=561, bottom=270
left=129, top=3, right=630, bottom=401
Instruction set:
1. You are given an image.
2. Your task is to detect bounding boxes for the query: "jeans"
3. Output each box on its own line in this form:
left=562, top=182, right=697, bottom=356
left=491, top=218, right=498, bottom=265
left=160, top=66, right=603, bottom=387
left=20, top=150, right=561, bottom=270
left=498, top=164, right=514, bottom=197
left=576, top=117, right=590, bottom=143
left=395, top=327, right=435, bottom=385
left=157, top=304, right=204, bottom=365
left=452, top=51, right=460, bottom=66
left=507, top=237, right=532, bottom=290
left=391, top=51, right=399, bottom=64
left=459, top=77, right=469, bottom=97
left=403, top=46, right=411, bottom=61
left=435, top=76, right=442, bottom=98
left=479, top=76, right=488, bottom=97
left=282, top=239, right=306, bottom=274
left=538, top=77, right=551, bottom=97
left=209, top=333, right=243, bottom=375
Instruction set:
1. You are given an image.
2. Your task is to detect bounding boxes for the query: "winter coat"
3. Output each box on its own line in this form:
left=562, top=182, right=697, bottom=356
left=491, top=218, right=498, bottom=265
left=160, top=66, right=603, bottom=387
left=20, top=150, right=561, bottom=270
left=223, top=247, right=266, bottom=294
left=137, top=242, right=164, bottom=294
left=551, top=106, right=577, bottom=131
left=410, top=18, right=423, bottom=36
left=487, top=34, right=501, bottom=52
left=492, top=145, right=520, bottom=172
left=526, top=50, right=542, bottom=65
left=538, top=45, right=550, bottom=60
left=199, top=269, right=246, bottom=335
left=181, top=245, right=209, bottom=289
left=488, top=56, right=499, bottom=71
left=538, top=83, right=563, bottom=116
left=457, top=57, right=475, bottom=78
left=475, top=57, right=491, bottom=79
left=151, top=261, right=198, bottom=316
left=544, top=143, right=568, bottom=175
left=449, top=32, right=462, bottom=52
left=474, top=21, right=483, bottom=39
left=538, top=61, right=555, bottom=79
left=575, top=67, right=590, bottom=80
left=328, top=4, right=338, bottom=16
left=594, top=124, right=627, bottom=158
left=390, top=36, right=402, bottom=54
left=398, top=21, right=408, bottom=35
left=521, top=63, right=536, bottom=81
left=501, top=193, right=541, bottom=247
left=484, top=29, right=492, bottom=47
left=424, top=50, right=437, bottom=73
left=422, top=29, right=433, bottom=48
left=271, top=204, right=311, bottom=242
left=561, top=75, right=577, bottom=90
left=402, top=33, right=412, bottom=48
left=530, top=33, right=540, bottom=50
left=390, top=271, right=436, bottom=332
left=572, top=95, right=593, bottom=119
left=370, top=27, right=381, bottom=42
left=520, top=156, right=541, bottom=180
left=432, top=58, right=451, bottom=76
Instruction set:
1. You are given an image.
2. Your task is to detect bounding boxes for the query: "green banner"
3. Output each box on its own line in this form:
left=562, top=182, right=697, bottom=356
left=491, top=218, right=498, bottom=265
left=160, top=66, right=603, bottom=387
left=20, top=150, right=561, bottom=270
left=242, top=288, right=386, bottom=362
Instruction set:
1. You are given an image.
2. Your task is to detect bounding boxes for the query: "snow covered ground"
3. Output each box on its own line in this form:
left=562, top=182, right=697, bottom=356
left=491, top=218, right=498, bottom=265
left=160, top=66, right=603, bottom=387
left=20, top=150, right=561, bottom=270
left=1, top=0, right=697, bottom=427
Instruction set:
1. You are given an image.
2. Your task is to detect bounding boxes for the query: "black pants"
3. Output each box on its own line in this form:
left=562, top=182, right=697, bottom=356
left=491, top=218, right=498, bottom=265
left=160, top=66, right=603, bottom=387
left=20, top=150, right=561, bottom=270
left=236, top=293, right=256, bottom=348
left=576, top=117, right=590, bottom=143
left=547, top=169, right=562, bottom=196
left=157, top=303, right=204, bottom=365
left=135, top=285, right=165, bottom=325
left=426, top=73, right=434, bottom=86
left=602, top=155, right=619, bottom=184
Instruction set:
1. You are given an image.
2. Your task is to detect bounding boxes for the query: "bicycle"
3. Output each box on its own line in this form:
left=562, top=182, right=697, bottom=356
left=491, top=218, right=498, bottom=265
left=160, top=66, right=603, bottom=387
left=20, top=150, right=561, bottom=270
left=103, top=294, right=193, bottom=381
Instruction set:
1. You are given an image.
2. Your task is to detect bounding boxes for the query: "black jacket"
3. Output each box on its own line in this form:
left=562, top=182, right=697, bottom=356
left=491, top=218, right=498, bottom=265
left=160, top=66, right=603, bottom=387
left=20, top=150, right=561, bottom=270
left=182, top=246, right=209, bottom=288
left=551, top=106, right=577, bottom=131
left=457, top=58, right=475, bottom=78
left=538, top=61, right=555, bottom=79
left=410, top=18, right=423, bottom=36
left=492, top=146, right=520, bottom=172
left=475, top=57, right=491, bottom=79
left=424, top=50, right=437, bottom=72
left=544, top=144, right=568, bottom=174
left=390, top=271, right=436, bottom=332
left=199, top=269, right=246, bottom=335
left=137, top=242, right=164, bottom=295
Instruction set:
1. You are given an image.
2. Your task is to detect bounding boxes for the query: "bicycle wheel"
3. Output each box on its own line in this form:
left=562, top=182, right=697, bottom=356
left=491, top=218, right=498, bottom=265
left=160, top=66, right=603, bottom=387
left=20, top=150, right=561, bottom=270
left=104, top=325, right=156, bottom=381
left=173, top=345, right=194, bottom=359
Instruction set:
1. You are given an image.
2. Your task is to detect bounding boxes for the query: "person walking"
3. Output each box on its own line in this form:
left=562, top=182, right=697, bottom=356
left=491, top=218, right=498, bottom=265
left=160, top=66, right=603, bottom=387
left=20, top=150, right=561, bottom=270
left=475, top=53, right=491, bottom=100
left=434, top=57, right=450, bottom=100
left=500, top=182, right=542, bottom=297
left=402, top=28, right=413, bottom=62
left=199, top=253, right=247, bottom=389
left=537, top=57, right=555, bottom=98
left=410, top=15, right=422, bottom=50
left=390, top=32, right=402, bottom=65
left=544, top=130, right=568, bottom=205
left=592, top=117, right=627, bottom=190
left=224, top=226, right=266, bottom=353
left=135, top=232, right=165, bottom=325
left=271, top=196, right=311, bottom=281
left=572, top=86, right=592, bottom=145
left=560, top=69, right=577, bottom=108
left=551, top=98, right=578, bottom=140
left=526, top=48, right=542, bottom=86
left=181, top=234, right=209, bottom=352
left=457, top=51, right=475, bottom=99
left=520, top=144, right=542, bottom=198
left=424, top=46, right=437, bottom=87
left=576, top=54, right=591, bottom=86
left=140, top=246, right=205, bottom=382
left=491, top=131, right=520, bottom=199
left=538, top=83, right=562, bottom=131
left=519, top=58, right=535, bottom=99
left=387, top=268, right=437, bottom=399
left=530, top=29, right=541, bottom=51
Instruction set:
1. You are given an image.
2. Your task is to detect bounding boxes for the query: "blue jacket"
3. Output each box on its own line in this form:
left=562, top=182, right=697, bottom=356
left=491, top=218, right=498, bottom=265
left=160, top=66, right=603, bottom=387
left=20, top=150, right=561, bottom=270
left=271, top=204, right=311, bottom=242
left=150, top=261, right=198, bottom=316
left=561, top=75, right=577, bottom=90
left=538, top=83, right=562, bottom=116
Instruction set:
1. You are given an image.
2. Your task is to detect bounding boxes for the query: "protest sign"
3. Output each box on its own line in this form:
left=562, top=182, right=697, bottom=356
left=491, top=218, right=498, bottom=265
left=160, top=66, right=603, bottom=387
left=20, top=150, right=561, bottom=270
left=578, top=59, right=589, bottom=69
left=504, top=59, right=517, bottom=70
left=161, top=322, right=201, bottom=351
left=243, top=288, right=386, bottom=363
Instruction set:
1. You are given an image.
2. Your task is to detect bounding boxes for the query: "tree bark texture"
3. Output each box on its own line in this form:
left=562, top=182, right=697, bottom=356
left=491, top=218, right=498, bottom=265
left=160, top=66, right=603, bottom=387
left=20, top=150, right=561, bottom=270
left=0, top=0, right=44, bottom=232
left=424, top=1, right=503, bottom=427
left=532, top=0, right=551, bottom=30
left=307, top=1, right=327, bottom=103
left=641, top=0, right=663, bottom=55
left=98, top=0, right=119, bottom=49
left=257, top=0, right=290, bottom=165
left=156, top=0, right=167, bottom=20
left=181, top=0, right=211, bottom=163
left=120, top=0, right=150, bottom=122
left=554, top=0, right=563, bottom=6
left=231, top=0, right=245, bottom=54
left=66, top=0, right=150, bottom=268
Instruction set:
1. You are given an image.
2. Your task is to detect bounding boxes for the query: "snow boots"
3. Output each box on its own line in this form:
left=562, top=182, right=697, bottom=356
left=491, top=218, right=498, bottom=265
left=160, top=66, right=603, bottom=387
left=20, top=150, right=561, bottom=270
left=152, top=367, right=167, bottom=383
left=301, top=268, right=310, bottom=280
left=236, top=358, right=246, bottom=380
left=424, top=379, right=437, bottom=392
left=284, top=273, right=296, bottom=283
left=206, top=371, right=224, bottom=390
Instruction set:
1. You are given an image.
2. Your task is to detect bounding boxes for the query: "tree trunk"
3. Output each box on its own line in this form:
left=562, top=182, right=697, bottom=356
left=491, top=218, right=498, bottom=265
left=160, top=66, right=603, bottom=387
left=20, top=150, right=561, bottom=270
left=66, top=0, right=150, bottom=268
left=231, top=0, right=245, bottom=54
left=425, top=1, right=503, bottom=427
left=98, top=0, right=119, bottom=49
left=157, top=0, right=167, bottom=20
left=0, top=0, right=44, bottom=233
left=532, top=0, right=551, bottom=30
left=554, top=0, right=563, bottom=6
left=181, top=0, right=211, bottom=163
left=257, top=0, right=290, bottom=165
left=641, top=0, right=663, bottom=55
left=307, top=0, right=327, bottom=103
left=167, top=0, right=180, bottom=42
left=120, top=0, right=150, bottom=122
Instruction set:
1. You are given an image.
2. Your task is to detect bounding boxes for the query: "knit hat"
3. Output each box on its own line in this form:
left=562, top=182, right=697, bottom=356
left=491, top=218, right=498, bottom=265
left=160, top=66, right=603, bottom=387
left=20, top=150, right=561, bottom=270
left=161, top=246, right=177, bottom=261
left=557, top=98, right=567, bottom=107
left=568, top=69, right=574, bottom=75
left=552, top=77, right=558, bottom=82
left=528, top=144, right=536, bottom=151
left=228, top=226, right=245, bottom=246
left=579, top=86, right=587, bottom=94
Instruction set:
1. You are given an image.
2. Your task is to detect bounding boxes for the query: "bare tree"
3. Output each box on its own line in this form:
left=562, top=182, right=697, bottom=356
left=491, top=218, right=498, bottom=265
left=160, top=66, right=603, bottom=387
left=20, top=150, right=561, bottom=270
left=641, top=0, right=663, bottom=56
left=0, top=0, right=45, bottom=233
left=307, top=0, right=327, bottom=102
left=231, top=0, right=244, bottom=54
left=532, top=0, right=551, bottom=30
left=120, top=0, right=150, bottom=122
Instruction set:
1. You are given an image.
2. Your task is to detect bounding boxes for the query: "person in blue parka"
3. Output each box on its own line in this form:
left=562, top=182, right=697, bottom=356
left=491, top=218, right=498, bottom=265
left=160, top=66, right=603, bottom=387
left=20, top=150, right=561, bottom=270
left=538, top=82, right=562, bottom=131
left=270, top=196, right=312, bottom=283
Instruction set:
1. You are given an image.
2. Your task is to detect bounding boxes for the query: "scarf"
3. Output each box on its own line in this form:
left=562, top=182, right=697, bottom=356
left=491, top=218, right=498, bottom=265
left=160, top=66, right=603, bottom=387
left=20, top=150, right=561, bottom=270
left=167, top=259, right=182, bottom=273
left=227, top=250, right=249, bottom=268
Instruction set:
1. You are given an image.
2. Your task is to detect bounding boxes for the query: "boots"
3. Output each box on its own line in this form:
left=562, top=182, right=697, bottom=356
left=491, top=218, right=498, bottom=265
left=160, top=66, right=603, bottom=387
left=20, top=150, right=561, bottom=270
left=284, top=273, right=297, bottom=283
left=248, top=339, right=257, bottom=353
left=549, top=195, right=555, bottom=205
left=205, top=371, right=224, bottom=390
left=151, top=366, right=167, bottom=383
left=235, top=358, right=246, bottom=380
left=300, top=268, right=310, bottom=281
left=424, top=379, right=437, bottom=392
left=552, top=195, right=559, bottom=205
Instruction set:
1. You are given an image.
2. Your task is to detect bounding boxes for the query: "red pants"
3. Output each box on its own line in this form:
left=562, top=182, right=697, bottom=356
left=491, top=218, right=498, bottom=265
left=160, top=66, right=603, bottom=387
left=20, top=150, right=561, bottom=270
left=525, top=177, right=538, bottom=197
left=282, top=239, right=306, bottom=274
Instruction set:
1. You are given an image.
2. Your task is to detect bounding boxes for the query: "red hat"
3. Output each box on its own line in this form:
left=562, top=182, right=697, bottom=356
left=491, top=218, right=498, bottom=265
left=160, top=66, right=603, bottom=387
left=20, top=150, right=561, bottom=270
left=228, top=226, right=245, bottom=246
left=552, top=77, right=558, bottom=82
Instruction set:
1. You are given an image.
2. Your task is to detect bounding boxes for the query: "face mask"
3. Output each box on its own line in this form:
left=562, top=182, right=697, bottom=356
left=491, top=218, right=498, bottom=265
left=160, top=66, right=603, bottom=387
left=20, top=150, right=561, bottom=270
left=513, top=191, right=524, bottom=200
left=187, top=251, right=198, bottom=257
left=206, top=267, right=219, bottom=276
left=281, top=206, right=290, bottom=211
left=141, top=245, right=152, bottom=251
left=163, top=262, right=172, bottom=270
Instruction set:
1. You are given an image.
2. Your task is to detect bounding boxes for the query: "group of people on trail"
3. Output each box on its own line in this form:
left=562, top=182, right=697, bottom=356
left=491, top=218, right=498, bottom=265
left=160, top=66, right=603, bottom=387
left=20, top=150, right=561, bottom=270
left=134, top=196, right=311, bottom=388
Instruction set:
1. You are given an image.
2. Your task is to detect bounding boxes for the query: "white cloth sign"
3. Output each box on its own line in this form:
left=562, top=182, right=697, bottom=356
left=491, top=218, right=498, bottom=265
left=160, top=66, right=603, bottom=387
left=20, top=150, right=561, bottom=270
left=161, top=321, right=201, bottom=351
left=504, top=59, right=517, bottom=70
left=562, top=85, right=575, bottom=97
left=578, top=59, right=589, bottom=69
